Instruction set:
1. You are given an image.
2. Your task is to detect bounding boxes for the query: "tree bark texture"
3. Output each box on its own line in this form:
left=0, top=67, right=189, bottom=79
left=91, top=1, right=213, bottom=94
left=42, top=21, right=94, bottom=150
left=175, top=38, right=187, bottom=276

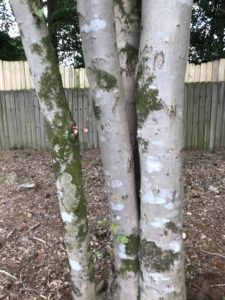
left=137, top=1, right=192, bottom=299
left=9, top=1, right=95, bottom=299
left=77, top=1, right=139, bottom=299
left=114, top=0, right=140, bottom=147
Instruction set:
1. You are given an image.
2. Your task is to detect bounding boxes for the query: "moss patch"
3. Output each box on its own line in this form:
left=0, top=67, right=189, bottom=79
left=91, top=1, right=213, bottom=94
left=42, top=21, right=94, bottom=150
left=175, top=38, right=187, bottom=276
left=93, top=68, right=117, bottom=91
left=137, top=74, right=163, bottom=127
left=114, top=0, right=140, bottom=24
left=31, top=43, right=43, bottom=56
left=165, top=221, right=179, bottom=234
left=120, top=43, right=138, bottom=69
left=119, top=257, right=139, bottom=275
left=125, top=234, right=139, bottom=256
left=140, top=239, right=179, bottom=272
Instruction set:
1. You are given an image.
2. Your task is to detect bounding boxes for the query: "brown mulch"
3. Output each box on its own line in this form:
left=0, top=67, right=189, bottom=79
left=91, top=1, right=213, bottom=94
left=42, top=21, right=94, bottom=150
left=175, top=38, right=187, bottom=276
left=0, top=149, right=225, bottom=299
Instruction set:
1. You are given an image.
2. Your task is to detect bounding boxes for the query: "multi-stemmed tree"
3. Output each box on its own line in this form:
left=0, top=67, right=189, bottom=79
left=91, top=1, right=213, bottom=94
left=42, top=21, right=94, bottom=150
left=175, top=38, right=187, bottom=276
left=9, top=0, right=193, bottom=299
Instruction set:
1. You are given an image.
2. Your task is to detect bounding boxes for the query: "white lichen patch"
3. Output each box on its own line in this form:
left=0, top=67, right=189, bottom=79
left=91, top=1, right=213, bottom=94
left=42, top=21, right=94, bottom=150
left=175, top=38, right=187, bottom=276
left=41, top=102, right=61, bottom=125
left=69, top=259, right=82, bottom=271
left=151, top=217, right=170, bottom=228
left=142, top=188, right=172, bottom=205
left=61, top=211, right=73, bottom=223
left=164, top=202, right=174, bottom=210
left=81, top=19, right=106, bottom=33
left=151, top=140, right=165, bottom=146
left=54, top=144, right=60, bottom=153
left=116, top=215, right=121, bottom=220
left=56, top=173, right=77, bottom=211
left=146, top=156, right=163, bottom=173
left=111, top=180, right=123, bottom=188
left=169, top=240, right=182, bottom=252
left=149, top=272, right=170, bottom=282
left=148, top=84, right=157, bottom=90
left=118, top=244, right=128, bottom=259
left=110, top=203, right=124, bottom=211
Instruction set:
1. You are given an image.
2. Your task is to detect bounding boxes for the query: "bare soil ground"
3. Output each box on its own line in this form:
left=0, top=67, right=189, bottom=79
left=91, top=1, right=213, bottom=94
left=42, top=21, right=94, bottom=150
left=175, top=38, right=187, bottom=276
left=0, top=149, right=225, bottom=300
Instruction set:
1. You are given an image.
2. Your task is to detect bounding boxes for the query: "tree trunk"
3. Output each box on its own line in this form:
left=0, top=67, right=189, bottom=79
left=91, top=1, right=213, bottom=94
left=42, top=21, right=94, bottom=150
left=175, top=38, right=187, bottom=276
left=114, top=0, right=140, bottom=148
left=137, top=1, right=192, bottom=299
left=77, top=1, right=139, bottom=299
left=9, top=1, right=96, bottom=299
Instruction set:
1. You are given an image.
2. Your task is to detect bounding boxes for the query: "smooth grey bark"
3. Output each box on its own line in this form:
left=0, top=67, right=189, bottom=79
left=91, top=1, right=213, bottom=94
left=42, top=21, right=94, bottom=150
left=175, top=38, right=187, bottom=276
left=114, top=0, right=140, bottom=147
left=137, top=0, right=193, bottom=299
left=9, top=1, right=96, bottom=299
left=77, top=1, right=139, bottom=299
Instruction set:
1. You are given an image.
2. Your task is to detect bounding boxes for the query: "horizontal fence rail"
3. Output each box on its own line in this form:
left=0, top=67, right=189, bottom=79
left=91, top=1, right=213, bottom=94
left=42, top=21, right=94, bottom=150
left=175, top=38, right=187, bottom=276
left=1, top=59, right=225, bottom=91
left=0, top=89, right=98, bottom=150
left=0, top=83, right=225, bottom=151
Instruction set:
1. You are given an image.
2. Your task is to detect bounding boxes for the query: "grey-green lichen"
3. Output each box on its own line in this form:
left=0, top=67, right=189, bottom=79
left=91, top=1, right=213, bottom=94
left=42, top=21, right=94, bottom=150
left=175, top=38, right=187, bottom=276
left=93, top=68, right=117, bottom=91
left=118, top=234, right=139, bottom=275
left=137, top=137, right=149, bottom=153
left=31, top=43, right=43, bottom=56
left=125, top=234, right=139, bottom=256
left=136, top=67, right=163, bottom=127
left=165, top=221, right=179, bottom=234
left=120, top=43, right=138, bottom=70
left=114, top=0, right=140, bottom=24
left=120, top=257, right=139, bottom=275
left=92, top=99, right=101, bottom=120
left=140, top=239, right=179, bottom=272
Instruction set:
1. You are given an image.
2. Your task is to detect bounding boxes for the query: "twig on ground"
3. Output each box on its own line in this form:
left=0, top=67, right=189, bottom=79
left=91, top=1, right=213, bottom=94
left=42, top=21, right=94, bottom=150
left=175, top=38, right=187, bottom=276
left=210, top=283, right=225, bottom=287
left=200, top=248, right=225, bottom=260
left=33, top=237, right=46, bottom=244
left=0, top=270, right=18, bottom=281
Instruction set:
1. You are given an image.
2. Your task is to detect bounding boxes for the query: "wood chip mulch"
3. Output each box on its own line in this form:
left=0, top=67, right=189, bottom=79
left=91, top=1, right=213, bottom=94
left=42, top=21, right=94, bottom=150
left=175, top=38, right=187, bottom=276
left=0, top=149, right=225, bottom=299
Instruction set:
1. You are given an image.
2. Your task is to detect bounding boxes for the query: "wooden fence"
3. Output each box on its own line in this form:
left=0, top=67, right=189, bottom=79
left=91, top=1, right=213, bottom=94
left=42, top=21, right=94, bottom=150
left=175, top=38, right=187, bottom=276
left=0, top=83, right=225, bottom=151
left=0, top=89, right=98, bottom=150
left=1, top=59, right=225, bottom=90
left=184, top=82, right=225, bottom=151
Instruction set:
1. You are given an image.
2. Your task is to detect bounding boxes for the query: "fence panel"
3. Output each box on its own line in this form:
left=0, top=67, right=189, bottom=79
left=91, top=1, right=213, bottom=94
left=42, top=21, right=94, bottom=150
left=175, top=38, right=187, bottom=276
left=1, top=84, right=225, bottom=151
left=0, top=89, right=98, bottom=150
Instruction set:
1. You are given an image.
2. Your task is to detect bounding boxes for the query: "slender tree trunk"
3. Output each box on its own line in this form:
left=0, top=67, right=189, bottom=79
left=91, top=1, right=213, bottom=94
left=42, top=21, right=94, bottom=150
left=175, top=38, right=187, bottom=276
left=137, top=1, right=192, bottom=299
left=114, top=0, right=140, bottom=147
left=77, top=1, right=139, bottom=299
left=9, top=1, right=96, bottom=299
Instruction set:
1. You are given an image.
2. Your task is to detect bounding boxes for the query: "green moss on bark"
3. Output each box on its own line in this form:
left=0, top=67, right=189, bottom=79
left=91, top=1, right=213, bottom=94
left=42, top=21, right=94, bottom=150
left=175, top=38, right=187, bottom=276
left=93, top=68, right=117, bottom=91
left=31, top=43, right=43, bottom=56
left=120, top=257, right=139, bottom=274
left=140, top=239, right=179, bottom=272
left=125, top=234, right=139, bottom=256
left=165, top=221, right=179, bottom=234
left=137, top=72, right=163, bottom=127
left=120, top=43, right=138, bottom=68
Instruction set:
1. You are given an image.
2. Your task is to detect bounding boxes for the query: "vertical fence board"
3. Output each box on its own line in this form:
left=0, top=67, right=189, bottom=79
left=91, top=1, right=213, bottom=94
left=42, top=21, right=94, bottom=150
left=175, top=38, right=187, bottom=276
left=83, top=89, right=89, bottom=149
left=198, top=83, right=206, bottom=149
left=192, top=83, right=200, bottom=149
left=33, top=91, right=41, bottom=149
left=1, top=93, right=9, bottom=149
left=0, top=93, right=5, bottom=149
left=183, top=84, right=188, bottom=148
left=186, top=84, right=194, bottom=149
left=0, top=61, right=4, bottom=90
left=204, top=83, right=212, bottom=150
left=212, top=60, right=219, bottom=82
left=215, top=82, right=225, bottom=149
left=209, top=83, right=219, bottom=151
